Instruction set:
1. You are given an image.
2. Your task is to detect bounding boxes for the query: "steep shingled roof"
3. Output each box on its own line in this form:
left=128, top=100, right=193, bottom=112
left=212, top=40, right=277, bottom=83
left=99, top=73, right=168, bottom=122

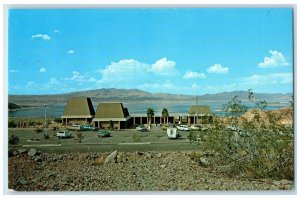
left=62, top=97, right=95, bottom=117
left=188, top=105, right=212, bottom=115
left=94, top=103, right=129, bottom=119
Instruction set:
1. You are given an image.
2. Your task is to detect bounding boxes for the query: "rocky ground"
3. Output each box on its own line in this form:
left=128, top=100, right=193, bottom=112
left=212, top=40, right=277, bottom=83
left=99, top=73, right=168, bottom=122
left=8, top=149, right=294, bottom=192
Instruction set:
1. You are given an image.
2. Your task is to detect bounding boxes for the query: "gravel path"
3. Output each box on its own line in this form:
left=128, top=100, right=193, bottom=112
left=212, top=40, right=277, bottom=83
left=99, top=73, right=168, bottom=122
left=8, top=150, right=294, bottom=192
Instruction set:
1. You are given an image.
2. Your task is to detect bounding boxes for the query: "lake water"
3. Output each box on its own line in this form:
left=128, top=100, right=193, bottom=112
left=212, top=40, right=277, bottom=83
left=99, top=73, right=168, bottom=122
left=8, top=101, right=289, bottom=118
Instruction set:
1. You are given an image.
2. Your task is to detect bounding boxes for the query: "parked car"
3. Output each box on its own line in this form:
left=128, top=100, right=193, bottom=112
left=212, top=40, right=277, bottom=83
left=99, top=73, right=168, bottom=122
left=67, top=124, right=83, bottom=131
left=81, top=125, right=98, bottom=131
left=140, top=128, right=148, bottom=132
left=191, top=125, right=202, bottom=131
left=136, top=125, right=147, bottom=131
left=56, top=131, right=72, bottom=139
left=98, top=130, right=110, bottom=137
left=176, top=125, right=191, bottom=131
left=191, top=124, right=208, bottom=131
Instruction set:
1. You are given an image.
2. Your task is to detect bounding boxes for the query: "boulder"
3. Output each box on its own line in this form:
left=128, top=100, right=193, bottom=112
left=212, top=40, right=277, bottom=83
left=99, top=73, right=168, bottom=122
left=145, top=152, right=152, bottom=159
left=17, top=177, right=28, bottom=185
left=104, top=150, right=118, bottom=164
left=160, top=164, right=166, bottom=168
left=28, top=148, right=37, bottom=157
left=17, top=148, right=28, bottom=154
left=199, top=157, right=209, bottom=167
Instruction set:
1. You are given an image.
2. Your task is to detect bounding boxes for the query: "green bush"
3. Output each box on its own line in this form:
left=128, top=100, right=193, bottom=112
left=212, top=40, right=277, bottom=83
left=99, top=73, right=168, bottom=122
left=187, top=131, right=198, bottom=143
left=8, top=120, right=17, bottom=128
left=9, top=135, right=19, bottom=146
left=76, top=132, right=85, bottom=143
left=197, top=91, right=294, bottom=180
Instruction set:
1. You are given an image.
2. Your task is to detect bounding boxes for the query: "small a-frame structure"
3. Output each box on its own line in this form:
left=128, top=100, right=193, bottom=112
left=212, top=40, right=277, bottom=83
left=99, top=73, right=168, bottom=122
left=61, top=97, right=95, bottom=125
left=92, top=102, right=131, bottom=130
left=188, top=105, right=213, bottom=124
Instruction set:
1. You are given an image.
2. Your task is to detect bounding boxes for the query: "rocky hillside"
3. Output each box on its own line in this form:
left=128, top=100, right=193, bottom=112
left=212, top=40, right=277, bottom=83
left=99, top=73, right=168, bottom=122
left=8, top=88, right=292, bottom=106
left=8, top=150, right=293, bottom=191
left=241, top=107, right=293, bottom=125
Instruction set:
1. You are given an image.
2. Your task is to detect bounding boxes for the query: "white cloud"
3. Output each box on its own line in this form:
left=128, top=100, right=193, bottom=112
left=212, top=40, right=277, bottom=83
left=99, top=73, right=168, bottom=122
left=64, top=71, right=98, bottom=83
left=98, top=58, right=178, bottom=86
left=242, top=73, right=292, bottom=85
left=64, top=71, right=84, bottom=81
left=67, top=50, right=75, bottom=54
left=31, top=34, right=51, bottom=40
left=39, top=67, right=46, bottom=72
left=207, top=64, right=229, bottom=74
left=258, top=50, right=289, bottom=68
left=9, top=70, right=19, bottom=73
left=99, top=59, right=149, bottom=84
left=54, top=29, right=60, bottom=33
left=149, top=57, right=177, bottom=75
left=183, top=71, right=206, bottom=79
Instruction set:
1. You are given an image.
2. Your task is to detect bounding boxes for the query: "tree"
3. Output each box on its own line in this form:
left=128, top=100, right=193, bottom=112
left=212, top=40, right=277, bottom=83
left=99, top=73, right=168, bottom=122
left=76, top=132, right=85, bottom=143
left=146, top=107, right=155, bottom=126
left=223, top=95, right=248, bottom=117
left=222, top=94, right=248, bottom=128
left=248, top=89, right=267, bottom=110
left=197, top=90, right=293, bottom=180
left=109, top=120, right=114, bottom=130
left=161, top=108, right=169, bottom=125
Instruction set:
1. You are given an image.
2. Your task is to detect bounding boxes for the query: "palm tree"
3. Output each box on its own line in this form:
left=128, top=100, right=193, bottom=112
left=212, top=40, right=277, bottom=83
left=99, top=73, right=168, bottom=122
left=146, top=107, right=155, bottom=127
left=161, top=108, right=169, bottom=125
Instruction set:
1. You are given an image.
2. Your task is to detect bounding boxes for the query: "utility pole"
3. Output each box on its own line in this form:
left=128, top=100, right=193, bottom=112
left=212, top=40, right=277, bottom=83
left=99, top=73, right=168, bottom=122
left=44, top=104, right=48, bottom=137
left=196, top=96, right=198, bottom=124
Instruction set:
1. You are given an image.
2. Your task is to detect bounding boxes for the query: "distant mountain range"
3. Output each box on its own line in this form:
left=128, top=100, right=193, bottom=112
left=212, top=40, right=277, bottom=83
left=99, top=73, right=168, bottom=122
left=8, top=88, right=292, bottom=106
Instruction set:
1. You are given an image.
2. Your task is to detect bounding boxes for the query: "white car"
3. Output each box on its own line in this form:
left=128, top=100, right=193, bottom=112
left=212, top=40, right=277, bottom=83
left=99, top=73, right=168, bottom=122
left=191, top=124, right=208, bottom=131
left=136, top=125, right=146, bottom=131
left=191, top=125, right=202, bottom=131
left=176, top=125, right=191, bottom=131
left=56, top=131, right=72, bottom=139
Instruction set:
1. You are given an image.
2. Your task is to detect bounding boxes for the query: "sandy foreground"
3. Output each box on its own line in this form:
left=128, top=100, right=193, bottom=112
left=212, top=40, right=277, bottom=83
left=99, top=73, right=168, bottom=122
left=8, top=150, right=294, bottom=192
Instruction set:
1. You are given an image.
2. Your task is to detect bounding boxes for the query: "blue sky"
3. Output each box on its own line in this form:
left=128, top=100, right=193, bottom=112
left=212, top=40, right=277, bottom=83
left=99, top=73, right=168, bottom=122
left=8, top=8, right=293, bottom=95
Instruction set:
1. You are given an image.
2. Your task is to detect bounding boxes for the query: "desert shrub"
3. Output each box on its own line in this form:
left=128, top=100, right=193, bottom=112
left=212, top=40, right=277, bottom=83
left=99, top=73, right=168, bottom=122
left=76, top=132, right=85, bottom=143
left=198, top=91, right=294, bottom=180
left=53, top=118, right=62, bottom=123
left=9, top=135, right=19, bottom=146
left=187, top=131, right=198, bottom=142
left=8, top=120, right=17, bottom=128
left=28, top=120, right=36, bottom=127
left=8, top=118, right=46, bottom=128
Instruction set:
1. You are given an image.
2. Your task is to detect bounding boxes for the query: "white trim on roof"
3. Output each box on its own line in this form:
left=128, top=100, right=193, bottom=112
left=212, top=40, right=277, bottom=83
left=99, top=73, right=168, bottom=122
left=61, top=115, right=94, bottom=119
left=92, top=116, right=131, bottom=122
